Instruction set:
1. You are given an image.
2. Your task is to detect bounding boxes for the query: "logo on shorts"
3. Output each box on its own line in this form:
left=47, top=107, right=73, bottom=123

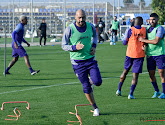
left=162, top=63, right=165, bottom=68
left=75, top=73, right=78, bottom=77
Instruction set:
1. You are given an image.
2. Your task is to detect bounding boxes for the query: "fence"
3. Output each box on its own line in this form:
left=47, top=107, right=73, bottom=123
left=0, top=0, right=152, bottom=41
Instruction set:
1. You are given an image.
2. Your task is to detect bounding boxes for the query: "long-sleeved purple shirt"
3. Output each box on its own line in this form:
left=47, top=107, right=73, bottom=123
left=12, top=23, right=27, bottom=46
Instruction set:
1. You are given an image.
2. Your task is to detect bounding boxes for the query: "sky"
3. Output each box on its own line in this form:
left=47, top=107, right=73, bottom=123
left=1, top=0, right=152, bottom=7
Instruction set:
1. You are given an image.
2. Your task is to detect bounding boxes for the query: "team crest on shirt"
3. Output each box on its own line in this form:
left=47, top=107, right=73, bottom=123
left=134, top=33, right=144, bottom=40
left=134, top=33, right=144, bottom=37
left=78, top=36, right=89, bottom=41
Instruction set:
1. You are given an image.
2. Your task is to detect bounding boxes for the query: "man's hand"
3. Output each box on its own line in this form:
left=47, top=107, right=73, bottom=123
left=27, top=42, right=30, bottom=47
left=90, top=47, right=96, bottom=55
left=108, top=30, right=111, bottom=34
left=138, top=37, right=145, bottom=42
left=76, top=41, right=84, bottom=50
left=14, top=42, right=18, bottom=49
left=142, top=44, right=146, bottom=51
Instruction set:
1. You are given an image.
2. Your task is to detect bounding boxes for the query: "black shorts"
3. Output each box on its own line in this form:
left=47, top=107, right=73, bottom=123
left=112, top=29, right=117, bottom=35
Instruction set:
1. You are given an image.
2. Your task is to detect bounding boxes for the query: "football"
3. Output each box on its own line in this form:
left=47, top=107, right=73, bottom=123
left=110, top=42, right=113, bottom=45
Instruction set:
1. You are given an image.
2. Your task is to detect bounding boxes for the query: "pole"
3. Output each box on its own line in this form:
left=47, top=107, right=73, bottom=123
left=63, top=0, right=66, bottom=31
left=13, top=0, right=15, bottom=32
left=105, top=2, right=107, bottom=33
left=118, top=0, right=120, bottom=20
left=113, top=0, right=115, bottom=17
left=118, top=0, right=120, bottom=39
left=31, top=0, right=34, bottom=43
left=93, top=0, right=95, bottom=24
left=9, top=3, right=11, bottom=34
left=50, top=0, right=52, bottom=36
left=4, top=25, right=7, bottom=77
left=140, top=2, right=142, bottom=13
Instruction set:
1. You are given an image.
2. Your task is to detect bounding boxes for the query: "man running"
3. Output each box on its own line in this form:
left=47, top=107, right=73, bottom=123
left=62, top=9, right=102, bottom=116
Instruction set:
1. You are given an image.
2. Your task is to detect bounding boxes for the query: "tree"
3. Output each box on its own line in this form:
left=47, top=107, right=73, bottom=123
left=151, top=0, right=165, bottom=25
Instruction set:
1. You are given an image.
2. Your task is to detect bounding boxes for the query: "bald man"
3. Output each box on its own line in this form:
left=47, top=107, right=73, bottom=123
left=5, top=15, right=40, bottom=75
left=62, top=9, right=102, bottom=116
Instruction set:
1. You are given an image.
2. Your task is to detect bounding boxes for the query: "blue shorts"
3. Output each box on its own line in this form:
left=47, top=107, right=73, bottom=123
left=12, top=44, right=27, bottom=58
left=147, top=55, right=165, bottom=70
left=124, top=56, right=144, bottom=73
left=72, top=58, right=102, bottom=94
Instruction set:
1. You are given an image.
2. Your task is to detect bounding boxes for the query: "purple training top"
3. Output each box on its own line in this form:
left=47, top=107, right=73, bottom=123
left=12, top=23, right=27, bottom=46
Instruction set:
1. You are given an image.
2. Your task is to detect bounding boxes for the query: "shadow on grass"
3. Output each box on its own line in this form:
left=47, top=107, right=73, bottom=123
left=103, top=121, right=109, bottom=125
left=41, top=115, right=48, bottom=119
left=100, top=71, right=122, bottom=74
left=100, top=112, right=165, bottom=116
left=115, top=95, right=153, bottom=100
left=102, top=76, right=120, bottom=79
left=102, top=75, right=133, bottom=79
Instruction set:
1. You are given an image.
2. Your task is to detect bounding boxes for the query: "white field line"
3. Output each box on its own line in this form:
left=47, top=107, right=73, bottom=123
left=0, top=71, right=150, bottom=95
left=0, top=82, right=79, bottom=95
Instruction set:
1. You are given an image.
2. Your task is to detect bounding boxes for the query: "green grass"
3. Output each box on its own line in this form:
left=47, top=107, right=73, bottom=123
left=0, top=41, right=164, bottom=125
left=0, top=37, right=61, bottom=44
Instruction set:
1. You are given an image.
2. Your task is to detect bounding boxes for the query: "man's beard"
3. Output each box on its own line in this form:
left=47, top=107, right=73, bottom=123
left=78, top=21, right=85, bottom=27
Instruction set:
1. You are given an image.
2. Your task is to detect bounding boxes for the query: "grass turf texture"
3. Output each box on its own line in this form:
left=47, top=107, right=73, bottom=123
left=0, top=37, right=61, bottom=44
left=0, top=41, right=165, bottom=125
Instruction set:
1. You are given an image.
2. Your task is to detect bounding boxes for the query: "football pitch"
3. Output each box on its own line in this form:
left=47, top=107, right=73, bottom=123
left=0, top=41, right=165, bottom=125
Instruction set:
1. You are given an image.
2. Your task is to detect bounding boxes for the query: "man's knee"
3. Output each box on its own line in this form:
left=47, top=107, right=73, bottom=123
left=158, top=69, right=165, bottom=78
left=83, top=86, right=92, bottom=94
left=93, top=78, right=102, bottom=86
left=13, top=57, right=19, bottom=62
left=120, top=70, right=128, bottom=80
left=24, top=55, right=29, bottom=63
left=24, top=55, right=29, bottom=59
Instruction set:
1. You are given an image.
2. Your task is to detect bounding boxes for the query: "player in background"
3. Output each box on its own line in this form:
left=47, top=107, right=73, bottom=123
left=62, top=9, right=102, bottom=116
left=109, top=16, right=120, bottom=45
left=39, top=18, right=47, bottom=47
left=96, top=18, right=105, bottom=43
left=116, top=16, right=146, bottom=99
left=139, top=13, right=165, bottom=99
left=5, top=15, right=40, bottom=75
left=130, top=18, right=135, bottom=27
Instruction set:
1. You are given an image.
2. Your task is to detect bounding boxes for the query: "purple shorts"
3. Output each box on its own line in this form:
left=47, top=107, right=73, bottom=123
left=124, top=56, right=144, bottom=73
left=72, top=58, right=102, bottom=94
left=147, top=55, right=165, bottom=70
left=12, top=44, right=27, bottom=58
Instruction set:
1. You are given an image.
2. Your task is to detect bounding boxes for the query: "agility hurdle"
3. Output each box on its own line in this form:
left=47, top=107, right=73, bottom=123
left=5, top=107, right=21, bottom=121
left=67, top=104, right=93, bottom=125
left=1, top=101, right=30, bottom=110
